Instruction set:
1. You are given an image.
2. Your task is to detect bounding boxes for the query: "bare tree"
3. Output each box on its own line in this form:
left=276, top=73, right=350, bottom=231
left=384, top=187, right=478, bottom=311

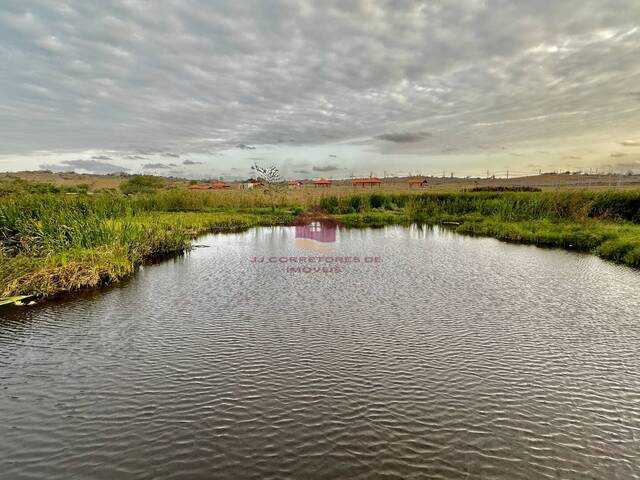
left=251, top=163, right=283, bottom=184
left=251, top=163, right=286, bottom=210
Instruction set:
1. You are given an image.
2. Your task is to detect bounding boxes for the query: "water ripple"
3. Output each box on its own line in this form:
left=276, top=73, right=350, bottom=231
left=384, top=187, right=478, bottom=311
left=1, top=226, right=640, bottom=479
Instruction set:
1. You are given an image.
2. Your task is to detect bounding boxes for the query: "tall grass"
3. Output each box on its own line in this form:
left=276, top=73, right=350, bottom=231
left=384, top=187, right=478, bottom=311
left=323, top=190, right=640, bottom=267
left=319, top=190, right=640, bottom=223
left=1, top=188, right=639, bottom=298
left=0, top=190, right=295, bottom=297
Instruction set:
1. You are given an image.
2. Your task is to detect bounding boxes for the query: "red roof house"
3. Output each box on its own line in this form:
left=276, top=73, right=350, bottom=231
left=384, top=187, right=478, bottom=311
left=313, top=178, right=332, bottom=188
left=352, top=177, right=383, bottom=187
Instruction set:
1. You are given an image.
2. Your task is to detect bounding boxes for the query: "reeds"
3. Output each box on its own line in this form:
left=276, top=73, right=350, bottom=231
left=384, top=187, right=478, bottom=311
left=1, top=188, right=639, bottom=298
left=323, top=191, right=640, bottom=267
left=0, top=191, right=295, bottom=297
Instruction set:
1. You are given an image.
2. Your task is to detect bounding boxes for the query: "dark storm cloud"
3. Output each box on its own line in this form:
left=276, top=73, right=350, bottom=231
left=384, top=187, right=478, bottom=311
left=162, top=153, right=180, bottom=158
left=238, top=144, right=256, bottom=150
left=294, top=169, right=311, bottom=174
left=611, top=153, right=628, bottom=157
left=91, top=155, right=112, bottom=160
left=183, top=159, right=204, bottom=165
left=142, top=163, right=171, bottom=169
left=1, top=0, right=639, bottom=169
left=312, top=165, right=341, bottom=172
left=40, top=158, right=128, bottom=174
left=621, top=141, right=640, bottom=146
left=376, top=132, right=432, bottom=143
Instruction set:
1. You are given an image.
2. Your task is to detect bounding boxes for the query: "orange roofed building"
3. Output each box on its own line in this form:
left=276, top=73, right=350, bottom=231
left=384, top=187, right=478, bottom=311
left=408, top=178, right=429, bottom=188
left=352, top=177, right=383, bottom=187
left=313, top=178, right=332, bottom=187
left=189, top=181, right=230, bottom=190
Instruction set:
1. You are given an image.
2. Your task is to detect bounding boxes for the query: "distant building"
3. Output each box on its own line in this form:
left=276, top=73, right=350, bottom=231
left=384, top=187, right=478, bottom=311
left=189, top=181, right=231, bottom=190
left=408, top=178, right=429, bottom=188
left=313, top=178, right=332, bottom=188
left=288, top=180, right=303, bottom=189
left=352, top=177, right=383, bottom=187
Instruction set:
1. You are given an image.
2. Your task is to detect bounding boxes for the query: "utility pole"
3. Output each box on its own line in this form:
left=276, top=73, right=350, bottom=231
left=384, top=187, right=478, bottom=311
left=506, top=169, right=509, bottom=179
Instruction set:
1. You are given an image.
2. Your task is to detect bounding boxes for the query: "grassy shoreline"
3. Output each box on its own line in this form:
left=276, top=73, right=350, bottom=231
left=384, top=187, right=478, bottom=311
left=330, top=191, right=640, bottom=267
left=1, top=189, right=639, bottom=302
left=1, top=200, right=295, bottom=298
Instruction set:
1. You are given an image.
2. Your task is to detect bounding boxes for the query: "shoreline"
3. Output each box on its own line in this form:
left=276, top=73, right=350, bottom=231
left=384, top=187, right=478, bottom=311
left=1, top=190, right=639, bottom=306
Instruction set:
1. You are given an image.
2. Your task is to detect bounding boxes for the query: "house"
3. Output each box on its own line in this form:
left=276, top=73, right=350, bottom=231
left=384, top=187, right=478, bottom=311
left=408, top=178, right=429, bottom=188
left=288, top=180, right=303, bottom=189
left=313, top=178, right=332, bottom=188
left=352, top=177, right=383, bottom=187
left=189, top=181, right=231, bottom=190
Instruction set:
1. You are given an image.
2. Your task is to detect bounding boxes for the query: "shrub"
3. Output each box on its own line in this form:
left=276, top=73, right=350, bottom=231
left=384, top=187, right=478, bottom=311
left=120, top=175, right=165, bottom=194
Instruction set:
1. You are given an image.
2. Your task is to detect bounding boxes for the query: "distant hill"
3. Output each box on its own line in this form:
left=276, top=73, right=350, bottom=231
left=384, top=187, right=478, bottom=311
left=0, top=171, right=188, bottom=192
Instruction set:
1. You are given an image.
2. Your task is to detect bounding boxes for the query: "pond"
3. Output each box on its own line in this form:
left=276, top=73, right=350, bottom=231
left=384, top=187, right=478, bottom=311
left=2, top=225, right=640, bottom=479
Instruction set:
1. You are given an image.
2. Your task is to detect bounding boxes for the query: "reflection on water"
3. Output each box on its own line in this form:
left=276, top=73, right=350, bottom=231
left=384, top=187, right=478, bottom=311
left=2, top=225, right=640, bottom=479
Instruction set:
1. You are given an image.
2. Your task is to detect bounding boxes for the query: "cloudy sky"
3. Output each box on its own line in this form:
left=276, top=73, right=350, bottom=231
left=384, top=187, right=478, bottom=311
left=1, top=0, right=639, bottom=179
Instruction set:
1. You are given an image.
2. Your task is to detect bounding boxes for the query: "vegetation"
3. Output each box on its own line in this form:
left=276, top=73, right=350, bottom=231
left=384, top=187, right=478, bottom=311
left=0, top=187, right=639, bottom=301
left=0, top=191, right=294, bottom=298
left=119, top=175, right=167, bottom=194
left=0, top=177, right=88, bottom=195
left=322, top=191, right=640, bottom=267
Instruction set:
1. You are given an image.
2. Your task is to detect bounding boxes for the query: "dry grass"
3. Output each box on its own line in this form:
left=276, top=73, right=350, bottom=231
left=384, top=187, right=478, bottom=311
left=3, top=170, right=640, bottom=193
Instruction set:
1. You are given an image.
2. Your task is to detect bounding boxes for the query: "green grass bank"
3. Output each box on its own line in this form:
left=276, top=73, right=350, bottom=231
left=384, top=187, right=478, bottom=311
left=0, top=191, right=295, bottom=298
left=1, top=189, right=639, bottom=301
left=324, top=190, right=640, bottom=267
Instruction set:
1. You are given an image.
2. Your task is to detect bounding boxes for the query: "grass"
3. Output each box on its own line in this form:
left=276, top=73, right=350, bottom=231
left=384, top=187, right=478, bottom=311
left=324, top=190, right=640, bottom=267
left=0, top=191, right=295, bottom=297
left=1, top=188, right=639, bottom=300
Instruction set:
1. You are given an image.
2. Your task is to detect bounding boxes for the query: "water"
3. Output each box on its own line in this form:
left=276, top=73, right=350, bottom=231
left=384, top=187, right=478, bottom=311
left=2, top=225, right=640, bottom=479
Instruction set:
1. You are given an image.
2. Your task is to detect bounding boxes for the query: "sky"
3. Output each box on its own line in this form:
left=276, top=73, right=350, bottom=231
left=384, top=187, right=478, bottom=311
left=0, top=0, right=639, bottom=180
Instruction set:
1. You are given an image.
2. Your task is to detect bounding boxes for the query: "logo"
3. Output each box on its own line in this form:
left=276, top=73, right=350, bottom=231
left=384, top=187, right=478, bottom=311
left=248, top=208, right=382, bottom=273
left=292, top=217, right=340, bottom=254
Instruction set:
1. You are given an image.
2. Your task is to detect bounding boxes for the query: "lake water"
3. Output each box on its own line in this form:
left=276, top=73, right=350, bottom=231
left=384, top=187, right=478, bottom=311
left=2, top=225, right=640, bottom=479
